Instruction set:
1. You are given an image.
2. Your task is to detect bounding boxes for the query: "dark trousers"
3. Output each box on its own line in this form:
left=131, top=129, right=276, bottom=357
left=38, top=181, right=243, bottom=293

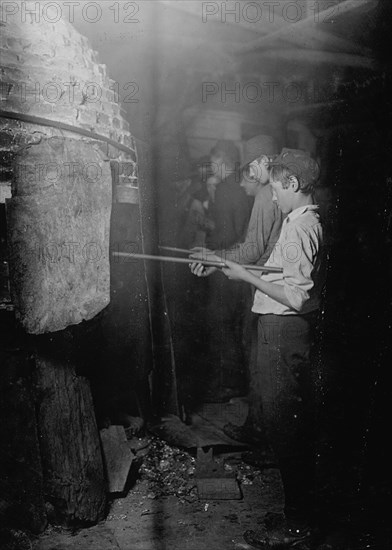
left=204, top=272, right=248, bottom=395
left=257, top=312, right=320, bottom=519
left=246, top=308, right=264, bottom=427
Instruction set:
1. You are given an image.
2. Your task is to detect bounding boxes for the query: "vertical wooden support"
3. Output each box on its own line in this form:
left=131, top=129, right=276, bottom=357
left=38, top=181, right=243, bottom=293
left=35, top=355, right=106, bottom=525
left=0, top=350, right=47, bottom=533
left=135, top=139, right=180, bottom=418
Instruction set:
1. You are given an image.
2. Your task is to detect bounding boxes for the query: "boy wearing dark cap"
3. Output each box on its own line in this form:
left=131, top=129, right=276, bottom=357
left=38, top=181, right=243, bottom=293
left=191, top=149, right=326, bottom=548
left=194, top=135, right=284, bottom=441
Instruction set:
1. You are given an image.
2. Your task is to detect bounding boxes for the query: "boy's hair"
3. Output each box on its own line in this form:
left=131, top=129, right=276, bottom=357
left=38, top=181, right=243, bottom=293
left=270, top=148, right=319, bottom=196
left=243, top=155, right=272, bottom=183
left=270, top=164, right=315, bottom=195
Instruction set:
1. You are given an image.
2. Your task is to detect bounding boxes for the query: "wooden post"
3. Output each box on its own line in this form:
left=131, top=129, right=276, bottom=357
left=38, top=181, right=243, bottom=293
left=0, top=350, right=47, bottom=534
left=35, top=355, right=106, bottom=525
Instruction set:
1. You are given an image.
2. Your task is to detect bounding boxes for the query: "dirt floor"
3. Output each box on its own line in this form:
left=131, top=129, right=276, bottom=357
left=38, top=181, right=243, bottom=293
left=30, top=398, right=285, bottom=550
left=32, top=456, right=283, bottom=550
left=5, top=398, right=390, bottom=550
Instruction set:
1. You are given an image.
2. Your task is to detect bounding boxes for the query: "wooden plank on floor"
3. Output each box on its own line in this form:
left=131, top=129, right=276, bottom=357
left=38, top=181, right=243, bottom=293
left=100, top=425, right=135, bottom=493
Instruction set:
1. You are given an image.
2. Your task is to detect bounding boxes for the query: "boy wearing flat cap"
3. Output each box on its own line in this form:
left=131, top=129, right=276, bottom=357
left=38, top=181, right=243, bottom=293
left=193, top=135, right=284, bottom=441
left=191, top=148, right=326, bottom=548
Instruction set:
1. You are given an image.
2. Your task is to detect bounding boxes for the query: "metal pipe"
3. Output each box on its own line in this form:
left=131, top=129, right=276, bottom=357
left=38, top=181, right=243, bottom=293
left=112, top=252, right=283, bottom=273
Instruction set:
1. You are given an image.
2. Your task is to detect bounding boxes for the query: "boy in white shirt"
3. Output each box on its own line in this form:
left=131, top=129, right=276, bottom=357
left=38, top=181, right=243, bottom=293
left=191, top=149, right=325, bottom=548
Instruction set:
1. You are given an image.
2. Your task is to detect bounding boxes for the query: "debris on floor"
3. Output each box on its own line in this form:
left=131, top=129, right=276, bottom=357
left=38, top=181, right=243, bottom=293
left=137, top=434, right=267, bottom=506
left=31, top=431, right=285, bottom=550
left=27, top=419, right=391, bottom=550
left=139, top=437, right=198, bottom=503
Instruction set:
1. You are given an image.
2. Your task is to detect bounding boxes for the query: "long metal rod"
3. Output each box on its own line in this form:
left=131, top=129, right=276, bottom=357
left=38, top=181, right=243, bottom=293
left=0, top=109, right=138, bottom=156
left=113, top=252, right=283, bottom=273
left=159, top=245, right=191, bottom=254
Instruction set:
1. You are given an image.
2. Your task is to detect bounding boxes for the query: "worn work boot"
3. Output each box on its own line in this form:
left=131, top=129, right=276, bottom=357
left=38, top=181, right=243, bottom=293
left=244, top=512, right=313, bottom=549
left=244, top=527, right=311, bottom=549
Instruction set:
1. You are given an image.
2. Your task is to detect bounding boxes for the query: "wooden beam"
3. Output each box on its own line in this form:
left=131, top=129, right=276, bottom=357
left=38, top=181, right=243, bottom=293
left=232, top=0, right=376, bottom=54
left=160, top=0, right=369, bottom=55
left=257, top=48, right=376, bottom=69
left=239, top=2, right=373, bottom=56
left=320, top=0, right=378, bottom=20
left=158, top=0, right=372, bottom=66
left=274, top=24, right=372, bottom=56
left=158, top=0, right=287, bottom=35
left=35, top=356, right=106, bottom=524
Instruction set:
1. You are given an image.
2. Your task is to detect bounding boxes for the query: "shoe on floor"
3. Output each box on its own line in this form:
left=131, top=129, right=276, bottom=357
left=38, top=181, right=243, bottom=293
left=244, top=527, right=311, bottom=549
left=223, top=422, right=267, bottom=445
left=244, top=513, right=313, bottom=549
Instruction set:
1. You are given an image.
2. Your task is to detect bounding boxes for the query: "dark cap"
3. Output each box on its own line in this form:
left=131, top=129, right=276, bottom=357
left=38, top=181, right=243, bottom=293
left=241, top=135, right=279, bottom=169
left=272, top=148, right=320, bottom=188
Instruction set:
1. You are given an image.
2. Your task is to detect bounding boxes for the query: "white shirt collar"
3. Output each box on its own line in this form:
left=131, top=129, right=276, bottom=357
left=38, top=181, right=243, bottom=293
left=286, top=204, right=319, bottom=223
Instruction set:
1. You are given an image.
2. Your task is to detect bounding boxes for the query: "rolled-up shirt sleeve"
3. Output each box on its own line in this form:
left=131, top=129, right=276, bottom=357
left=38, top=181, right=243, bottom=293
left=282, top=225, right=318, bottom=312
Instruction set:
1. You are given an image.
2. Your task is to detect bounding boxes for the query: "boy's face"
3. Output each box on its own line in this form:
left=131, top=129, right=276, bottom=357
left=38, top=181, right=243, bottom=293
left=240, top=156, right=269, bottom=196
left=210, top=154, right=225, bottom=179
left=270, top=178, right=293, bottom=214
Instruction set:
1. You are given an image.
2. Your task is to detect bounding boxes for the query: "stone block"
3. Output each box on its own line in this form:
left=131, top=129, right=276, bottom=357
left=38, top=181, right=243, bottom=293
left=96, top=111, right=111, bottom=127
left=114, top=185, right=139, bottom=204
left=112, top=117, right=121, bottom=129
left=77, top=108, right=98, bottom=127
left=29, top=41, right=56, bottom=58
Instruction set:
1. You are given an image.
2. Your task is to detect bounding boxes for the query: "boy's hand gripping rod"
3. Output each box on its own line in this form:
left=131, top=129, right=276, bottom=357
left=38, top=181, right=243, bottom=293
left=112, top=251, right=283, bottom=274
